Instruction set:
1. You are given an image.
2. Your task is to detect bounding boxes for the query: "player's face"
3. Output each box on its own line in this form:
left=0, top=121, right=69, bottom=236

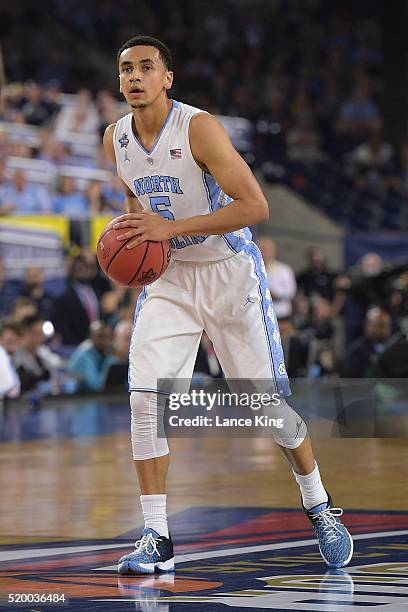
left=118, top=46, right=173, bottom=109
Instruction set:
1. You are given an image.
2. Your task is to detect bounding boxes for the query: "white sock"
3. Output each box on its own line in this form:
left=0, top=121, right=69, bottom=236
left=293, top=462, right=328, bottom=510
left=140, top=494, right=169, bottom=538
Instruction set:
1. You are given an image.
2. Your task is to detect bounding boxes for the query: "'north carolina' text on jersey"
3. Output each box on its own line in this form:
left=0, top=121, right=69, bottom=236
left=113, top=100, right=252, bottom=262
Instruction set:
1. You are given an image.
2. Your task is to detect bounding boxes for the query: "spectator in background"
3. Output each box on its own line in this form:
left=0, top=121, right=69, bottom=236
left=67, top=320, right=115, bottom=392
left=341, top=307, right=392, bottom=377
left=102, top=175, right=125, bottom=213
left=349, top=127, right=394, bottom=192
left=8, top=143, right=33, bottom=159
left=97, top=90, right=122, bottom=137
left=21, top=267, right=54, bottom=320
left=112, top=319, right=132, bottom=362
left=297, top=247, right=335, bottom=301
left=278, top=317, right=310, bottom=377
left=292, top=293, right=311, bottom=331
left=53, top=255, right=100, bottom=346
left=311, top=296, right=334, bottom=341
left=95, top=142, right=115, bottom=172
left=38, top=139, right=72, bottom=166
left=115, top=291, right=140, bottom=323
left=336, top=85, right=381, bottom=143
left=286, top=112, right=325, bottom=164
left=42, top=79, right=62, bottom=115
left=52, top=175, right=88, bottom=216
left=0, top=131, right=9, bottom=159
left=80, top=247, right=111, bottom=298
left=85, top=180, right=105, bottom=215
left=17, top=81, right=57, bottom=127
left=360, top=252, right=384, bottom=279
left=257, top=236, right=297, bottom=319
left=194, top=332, right=221, bottom=379
left=349, top=127, right=393, bottom=174
left=104, top=319, right=133, bottom=389
left=334, top=252, right=386, bottom=344
left=0, top=159, right=16, bottom=216
left=0, top=258, right=22, bottom=317
left=374, top=324, right=408, bottom=378
left=100, top=287, right=126, bottom=327
left=0, top=319, right=21, bottom=399
left=0, top=168, right=51, bottom=214
left=0, top=319, right=21, bottom=355
left=13, top=314, right=62, bottom=393
left=55, top=89, right=99, bottom=136
left=100, top=286, right=137, bottom=327
left=10, top=297, right=37, bottom=322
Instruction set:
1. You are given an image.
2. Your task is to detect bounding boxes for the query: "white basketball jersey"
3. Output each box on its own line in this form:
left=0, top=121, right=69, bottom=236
left=113, top=100, right=252, bottom=262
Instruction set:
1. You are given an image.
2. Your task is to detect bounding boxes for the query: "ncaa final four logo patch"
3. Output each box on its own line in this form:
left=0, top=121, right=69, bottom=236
left=118, top=132, right=130, bottom=161
left=118, top=133, right=129, bottom=148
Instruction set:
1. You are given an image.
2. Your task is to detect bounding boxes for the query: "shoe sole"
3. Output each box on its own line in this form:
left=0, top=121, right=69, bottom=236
left=118, top=557, right=175, bottom=575
left=319, top=531, right=354, bottom=569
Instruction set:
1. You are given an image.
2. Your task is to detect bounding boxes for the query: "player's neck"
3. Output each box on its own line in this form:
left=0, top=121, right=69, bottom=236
left=131, top=95, right=172, bottom=148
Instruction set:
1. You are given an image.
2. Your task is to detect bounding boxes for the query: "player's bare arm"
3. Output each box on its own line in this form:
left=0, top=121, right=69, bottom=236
left=113, top=114, right=269, bottom=247
left=103, top=123, right=143, bottom=214
left=184, top=112, right=270, bottom=231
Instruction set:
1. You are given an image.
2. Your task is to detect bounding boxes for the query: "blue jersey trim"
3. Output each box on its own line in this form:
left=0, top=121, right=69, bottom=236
left=131, top=99, right=176, bottom=156
left=248, top=249, right=277, bottom=388
left=202, top=172, right=252, bottom=253
left=202, top=172, right=237, bottom=254
left=244, top=243, right=291, bottom=398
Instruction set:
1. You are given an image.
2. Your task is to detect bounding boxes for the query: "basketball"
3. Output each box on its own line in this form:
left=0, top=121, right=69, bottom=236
left=96, top=222, right=171, bottom=287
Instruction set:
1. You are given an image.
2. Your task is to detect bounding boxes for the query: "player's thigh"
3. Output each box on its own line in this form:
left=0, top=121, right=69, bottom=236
left=204, top=245, right=290, bottom=397
left=129, top=285, right=203, bottom=393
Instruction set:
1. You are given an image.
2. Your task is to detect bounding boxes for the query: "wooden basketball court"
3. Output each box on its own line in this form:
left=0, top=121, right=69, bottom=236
left=0, top=395, right=407, bottom=610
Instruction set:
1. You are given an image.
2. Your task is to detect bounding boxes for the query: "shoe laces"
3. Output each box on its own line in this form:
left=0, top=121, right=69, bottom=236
left=134, top=533, right=162, bottom=557
left=311, top=507, right=344, bottom=543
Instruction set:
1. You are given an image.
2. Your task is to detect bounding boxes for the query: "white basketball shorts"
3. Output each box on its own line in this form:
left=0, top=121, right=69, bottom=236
left=128, top=241, right=291, bottom=397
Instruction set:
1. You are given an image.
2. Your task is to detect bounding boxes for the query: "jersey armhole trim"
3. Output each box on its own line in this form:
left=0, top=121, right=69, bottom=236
left=112, top=118, right=123, bottom=177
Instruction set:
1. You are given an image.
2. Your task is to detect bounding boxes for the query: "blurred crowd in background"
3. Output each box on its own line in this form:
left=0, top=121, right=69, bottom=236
left=2, top=0, right=407, bottom=230
left=0, top=250, right=134, bottom=401
left=1, top=0, right=408, bottom=403
left=1, top=237, right=408, bottom=404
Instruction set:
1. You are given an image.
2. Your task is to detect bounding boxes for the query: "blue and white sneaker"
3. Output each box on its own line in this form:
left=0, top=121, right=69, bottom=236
left=118, top=528, right=175, bottom=575
left=304, top=493, right=353, bottom=568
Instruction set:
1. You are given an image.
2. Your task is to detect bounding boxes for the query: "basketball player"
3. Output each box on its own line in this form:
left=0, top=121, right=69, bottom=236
left=103, top=36, right=353, bottom=574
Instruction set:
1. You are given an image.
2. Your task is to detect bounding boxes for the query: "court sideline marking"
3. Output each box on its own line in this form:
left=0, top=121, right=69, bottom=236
left=0, top=529, right=407, bottom=565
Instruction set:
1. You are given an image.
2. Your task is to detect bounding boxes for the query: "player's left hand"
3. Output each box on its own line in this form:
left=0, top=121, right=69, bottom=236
left=113, top=212, right=173, bottom=248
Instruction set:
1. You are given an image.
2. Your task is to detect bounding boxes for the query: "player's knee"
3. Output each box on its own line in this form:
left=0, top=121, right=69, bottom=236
left=270, top=398, right=307, bottom=449
left=130, top=391, right=169, bottom=460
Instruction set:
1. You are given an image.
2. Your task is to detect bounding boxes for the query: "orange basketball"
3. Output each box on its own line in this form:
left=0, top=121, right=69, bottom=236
left=96, top=222, right=171, bottom=288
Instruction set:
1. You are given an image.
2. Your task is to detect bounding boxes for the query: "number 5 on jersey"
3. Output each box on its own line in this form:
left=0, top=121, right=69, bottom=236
left=150, top=195, right=207, bottom=247
left=150, top=196, right=175, bottom=220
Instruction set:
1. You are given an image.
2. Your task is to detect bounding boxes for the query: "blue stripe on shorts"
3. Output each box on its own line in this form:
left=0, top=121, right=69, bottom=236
left=244, top=242, right=291, bottom=397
